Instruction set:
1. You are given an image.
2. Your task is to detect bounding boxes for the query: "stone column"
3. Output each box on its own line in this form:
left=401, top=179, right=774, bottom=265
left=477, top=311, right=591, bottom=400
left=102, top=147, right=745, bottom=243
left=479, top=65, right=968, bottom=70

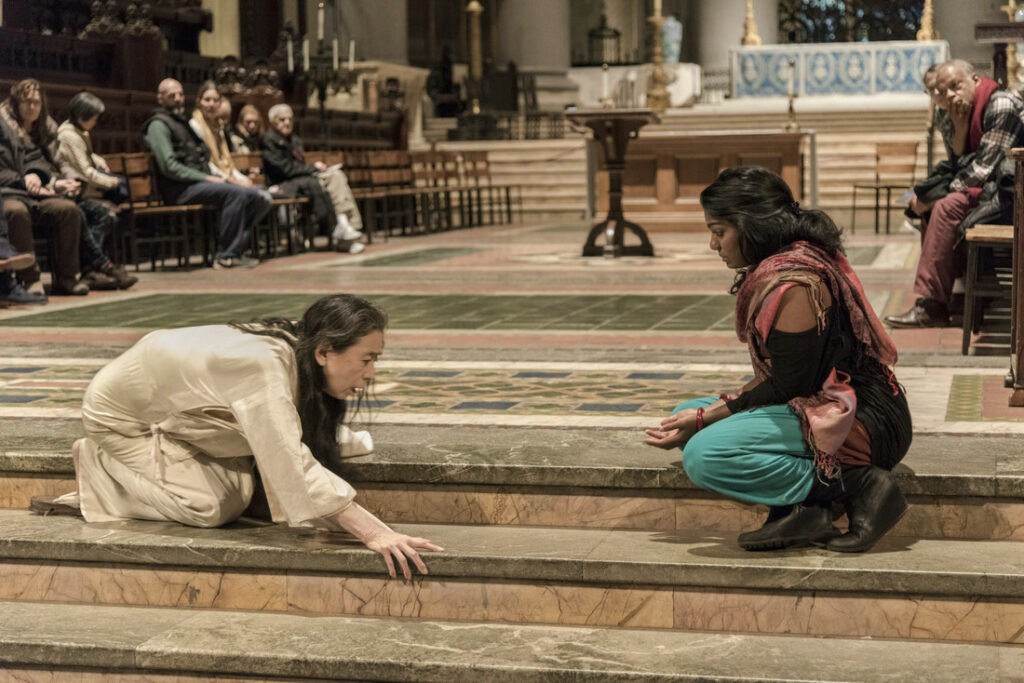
left=496, top=0, right=570, bottom=71
left=335, top=0, right=408, bottom=64
left=199, top=0, right=240, bottom=57
left=695, top=0, right=777, bottom=72
left=932, top=0, right=1004, bottom=71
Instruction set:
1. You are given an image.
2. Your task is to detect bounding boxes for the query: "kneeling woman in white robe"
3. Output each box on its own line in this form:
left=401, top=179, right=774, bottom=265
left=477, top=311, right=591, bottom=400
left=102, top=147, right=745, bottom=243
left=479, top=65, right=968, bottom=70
left=39, top=294, right=441, bottom=579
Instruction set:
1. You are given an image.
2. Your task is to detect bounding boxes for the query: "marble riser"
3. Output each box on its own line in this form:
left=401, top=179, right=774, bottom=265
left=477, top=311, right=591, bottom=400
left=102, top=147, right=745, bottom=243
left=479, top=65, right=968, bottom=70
left=1, top=510, right=1023, bottom=599
left=2, top=559, right=1024, bottom=645
left=3, top=473, right=1024, bottom=542
left=4, top=602, right=1021, bottom=683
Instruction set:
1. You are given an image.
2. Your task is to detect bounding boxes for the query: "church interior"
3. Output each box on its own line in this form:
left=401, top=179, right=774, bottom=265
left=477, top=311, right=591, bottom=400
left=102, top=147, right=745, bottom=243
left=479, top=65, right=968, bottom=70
left=1, top=0, right=1024, bottom=680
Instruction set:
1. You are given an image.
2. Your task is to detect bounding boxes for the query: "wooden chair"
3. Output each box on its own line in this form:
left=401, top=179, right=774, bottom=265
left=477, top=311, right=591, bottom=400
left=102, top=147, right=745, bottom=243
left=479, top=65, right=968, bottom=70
left=461, top=150, right=520, bottom=225
left=411, top=151, right=454, bottom=232
left=851, top=141, right=919, bottom=234
left=116, top=153, right=214, bottom=270
left=962, top=224, right=1014, bottom=355
left=232, top=151, right=311, bottom=259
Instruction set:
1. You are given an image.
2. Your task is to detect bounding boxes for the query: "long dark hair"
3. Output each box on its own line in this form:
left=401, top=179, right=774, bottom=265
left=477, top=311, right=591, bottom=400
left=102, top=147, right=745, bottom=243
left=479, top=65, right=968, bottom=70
left=231, top=294, right=388, bottom=467
left=699, top=166, right=844, bottom=292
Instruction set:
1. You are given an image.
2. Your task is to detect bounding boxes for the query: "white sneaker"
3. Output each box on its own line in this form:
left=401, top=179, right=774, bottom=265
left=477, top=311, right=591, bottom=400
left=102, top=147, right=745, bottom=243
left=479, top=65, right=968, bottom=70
left=348, top=242, right=365, bottom=254
left=332, top=215, right=363, bottom=241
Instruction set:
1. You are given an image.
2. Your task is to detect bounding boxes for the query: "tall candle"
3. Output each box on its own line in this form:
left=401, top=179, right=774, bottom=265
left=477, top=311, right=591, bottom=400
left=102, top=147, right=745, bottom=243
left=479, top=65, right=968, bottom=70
left=302, top=38, right=310, bottom=72
left=348, top=40, right=355, bottom=70
left=317, top=3, right=325, bottom=41
left=286, top=36, right=294, bottom=73
left=653, top=0, right=662, bottom=17
left=332, top=38, right=339, bottom=70
left=602, top=64, right=609, bottom=99
left=787, top=59, right=795, bottom=95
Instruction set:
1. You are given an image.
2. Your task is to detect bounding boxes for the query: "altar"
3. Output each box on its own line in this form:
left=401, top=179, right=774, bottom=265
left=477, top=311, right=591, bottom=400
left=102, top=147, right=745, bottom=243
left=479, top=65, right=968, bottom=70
left=592, top=129, right=815, bottom=232
left=730, top=40, right=949, bottom=98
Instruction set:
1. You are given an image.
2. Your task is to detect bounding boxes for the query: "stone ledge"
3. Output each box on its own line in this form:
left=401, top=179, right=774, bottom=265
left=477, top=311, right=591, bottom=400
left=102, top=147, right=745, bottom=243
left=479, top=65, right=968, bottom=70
left=2, top=428, right=1024, bottom=498
left=1, top=510, right=1023, bottom=599
left=1, top=600, right=1020, bottom=682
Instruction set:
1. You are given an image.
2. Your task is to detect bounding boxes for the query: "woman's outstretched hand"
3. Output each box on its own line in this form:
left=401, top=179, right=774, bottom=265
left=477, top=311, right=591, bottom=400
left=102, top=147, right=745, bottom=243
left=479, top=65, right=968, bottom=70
left=363, top=527, right=444, bottom=580
left=334, top=502, right=443, bottom=579
left=643, top=408, right=699, bottom=450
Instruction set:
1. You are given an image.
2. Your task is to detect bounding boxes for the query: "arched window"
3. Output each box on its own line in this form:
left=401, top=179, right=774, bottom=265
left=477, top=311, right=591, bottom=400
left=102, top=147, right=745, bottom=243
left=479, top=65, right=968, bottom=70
left=779, top=0, right=924, bottom=43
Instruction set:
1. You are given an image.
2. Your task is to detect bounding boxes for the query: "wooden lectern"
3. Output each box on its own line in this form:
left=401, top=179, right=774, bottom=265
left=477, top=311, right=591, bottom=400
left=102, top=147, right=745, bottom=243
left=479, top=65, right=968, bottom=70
left=566, top=108, right=659, bottom=257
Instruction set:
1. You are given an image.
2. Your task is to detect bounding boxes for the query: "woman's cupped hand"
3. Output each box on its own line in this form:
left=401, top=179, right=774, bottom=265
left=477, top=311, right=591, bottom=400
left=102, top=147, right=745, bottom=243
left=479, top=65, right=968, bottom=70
left=643, top=408, right=699, bottom=450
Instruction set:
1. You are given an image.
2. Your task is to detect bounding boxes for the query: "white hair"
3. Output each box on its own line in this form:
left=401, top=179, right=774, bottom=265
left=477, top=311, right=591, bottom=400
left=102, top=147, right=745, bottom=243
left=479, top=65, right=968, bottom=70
left=268, top=103, right=294, bottom=122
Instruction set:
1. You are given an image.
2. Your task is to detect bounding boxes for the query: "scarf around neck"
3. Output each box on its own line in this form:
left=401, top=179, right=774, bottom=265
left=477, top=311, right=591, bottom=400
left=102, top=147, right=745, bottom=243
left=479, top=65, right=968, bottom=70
left=967, top=77, right=999, bottom=153
left=734, top=241, right=899, bottom=478
left=191, top=109, right=235, bottom=178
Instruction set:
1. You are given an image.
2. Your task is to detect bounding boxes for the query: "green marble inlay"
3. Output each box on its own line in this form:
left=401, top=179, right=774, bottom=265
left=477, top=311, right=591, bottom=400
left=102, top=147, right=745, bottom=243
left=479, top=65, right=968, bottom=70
left=846, top=245, right=884, bottom=266
left=0, top=293, right=736, bottom=331
left=946, top=375, right=983, bottom=422
left=334, top=247, right=481, bottom=268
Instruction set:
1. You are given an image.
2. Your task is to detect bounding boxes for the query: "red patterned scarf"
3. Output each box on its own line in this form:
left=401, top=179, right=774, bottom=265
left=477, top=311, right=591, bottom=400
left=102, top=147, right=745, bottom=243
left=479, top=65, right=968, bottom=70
left=967, top=77, right=999, bottom=153
left=734, top=241, right=899, bottom=478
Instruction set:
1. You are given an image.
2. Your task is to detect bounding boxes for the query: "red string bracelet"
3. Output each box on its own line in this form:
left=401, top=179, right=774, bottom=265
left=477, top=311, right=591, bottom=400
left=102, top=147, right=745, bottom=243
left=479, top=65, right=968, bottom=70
left=719, top=392, right=734, bottom=402
left=695, top=407, right=705, bottom=431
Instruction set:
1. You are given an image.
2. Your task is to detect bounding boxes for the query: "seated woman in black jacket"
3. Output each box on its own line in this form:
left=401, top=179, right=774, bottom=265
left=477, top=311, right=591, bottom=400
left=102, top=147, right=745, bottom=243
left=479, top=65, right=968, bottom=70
left=261, top=104, right=364, bottom=254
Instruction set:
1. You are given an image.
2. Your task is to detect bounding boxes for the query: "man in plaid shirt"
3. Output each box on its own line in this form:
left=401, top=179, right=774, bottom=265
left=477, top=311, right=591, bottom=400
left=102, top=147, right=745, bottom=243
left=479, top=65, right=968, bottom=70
left=887, top=60, right=1024, bottom=328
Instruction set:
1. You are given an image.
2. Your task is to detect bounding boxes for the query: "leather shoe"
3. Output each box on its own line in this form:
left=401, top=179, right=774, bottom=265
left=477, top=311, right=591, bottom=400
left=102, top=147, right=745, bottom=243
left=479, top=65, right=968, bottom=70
left=81, top=269, right=119, bottom=291
left=0, top=238, right=35, bottom=272
left=826, top=466, right=907, bottom=553
left=47, top=279, right=89, bottom=296
left=109, top=265, right=139, bottom=289
left=884, top=298, right=949, bottom=328
left=0, top=281, right=47, bottom=305
left=738, top=504, right=839, bottom=551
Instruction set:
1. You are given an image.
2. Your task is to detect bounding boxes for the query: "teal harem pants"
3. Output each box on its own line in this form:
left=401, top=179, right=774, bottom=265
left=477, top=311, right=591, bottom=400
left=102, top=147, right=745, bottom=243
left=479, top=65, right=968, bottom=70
left=675, top=397, right=816, bottom=507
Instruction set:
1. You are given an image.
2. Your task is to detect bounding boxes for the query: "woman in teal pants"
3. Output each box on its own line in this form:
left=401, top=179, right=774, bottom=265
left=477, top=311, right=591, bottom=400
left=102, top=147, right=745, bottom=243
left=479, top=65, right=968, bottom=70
left=644, top=166, right=912, bottom=553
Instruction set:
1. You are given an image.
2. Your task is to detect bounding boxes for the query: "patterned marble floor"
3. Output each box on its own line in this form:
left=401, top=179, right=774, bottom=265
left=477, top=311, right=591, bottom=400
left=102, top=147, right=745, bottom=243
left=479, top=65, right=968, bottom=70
left=0, top=221, right=1018, bottom=432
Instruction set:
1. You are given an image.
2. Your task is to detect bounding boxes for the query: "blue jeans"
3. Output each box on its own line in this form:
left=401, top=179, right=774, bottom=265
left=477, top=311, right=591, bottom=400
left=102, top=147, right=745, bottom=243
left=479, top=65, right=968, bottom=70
left=176, top=183, right=271, bottom=259
left=77, top=198, right=115, bottom=272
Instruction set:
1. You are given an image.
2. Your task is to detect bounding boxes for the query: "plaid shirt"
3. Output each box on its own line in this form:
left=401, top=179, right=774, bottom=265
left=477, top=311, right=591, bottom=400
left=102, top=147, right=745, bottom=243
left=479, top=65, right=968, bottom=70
left=951, top=91, right=1024, bottom=193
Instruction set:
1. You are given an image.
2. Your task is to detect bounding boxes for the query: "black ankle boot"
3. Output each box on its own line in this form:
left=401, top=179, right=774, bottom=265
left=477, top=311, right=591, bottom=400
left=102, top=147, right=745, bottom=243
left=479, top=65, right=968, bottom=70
left=737, top=505, right=838, bottom=551
left=737, top=475, right=841, bottom=551
left=826, top=466, right=907, bottom=553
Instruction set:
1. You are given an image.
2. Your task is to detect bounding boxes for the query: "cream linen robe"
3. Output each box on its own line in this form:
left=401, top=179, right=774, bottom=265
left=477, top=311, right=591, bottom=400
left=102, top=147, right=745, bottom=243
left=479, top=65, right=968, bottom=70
left=77, top=325, right=359, bottom=528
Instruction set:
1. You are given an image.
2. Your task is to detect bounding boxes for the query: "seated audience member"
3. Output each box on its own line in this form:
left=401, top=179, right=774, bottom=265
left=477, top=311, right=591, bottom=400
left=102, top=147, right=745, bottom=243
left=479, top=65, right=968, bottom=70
left=0, top=210, right=45, bottom=305
left=56, top=91, right=138, bottom=291
left=229, top=104, right=264, bottom=154
left=0, top=79, right=88, bottom=296
left=143, top=78, right=270, bottom=269
left=189, top=82, right=269, bottom=194
left=262, top=104, right=365, bottom=254
left=886, top=59, right=1024, bottom=328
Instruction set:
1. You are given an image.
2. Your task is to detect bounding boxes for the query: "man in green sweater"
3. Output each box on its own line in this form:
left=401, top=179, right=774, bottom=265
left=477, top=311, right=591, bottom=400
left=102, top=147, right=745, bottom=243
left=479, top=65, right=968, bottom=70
left=142, top=79, right=270, bottom=268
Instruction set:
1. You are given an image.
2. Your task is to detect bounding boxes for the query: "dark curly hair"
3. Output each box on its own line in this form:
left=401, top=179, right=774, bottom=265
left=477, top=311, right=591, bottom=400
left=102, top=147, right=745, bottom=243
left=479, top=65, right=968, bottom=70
left=699, top=166, right=844, bottom=292
left=230, top=294, right=388, bottom=468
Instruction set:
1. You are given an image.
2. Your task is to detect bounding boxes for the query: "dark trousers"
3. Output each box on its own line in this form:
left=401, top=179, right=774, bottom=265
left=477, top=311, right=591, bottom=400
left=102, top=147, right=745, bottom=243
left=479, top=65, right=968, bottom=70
left=176, top=182, right=271, bottom=259
left=77, top=198, right=116, bottom=272
left=914, top=192, right=970, bottom=305
left=4, top=197, right=82, bottom=285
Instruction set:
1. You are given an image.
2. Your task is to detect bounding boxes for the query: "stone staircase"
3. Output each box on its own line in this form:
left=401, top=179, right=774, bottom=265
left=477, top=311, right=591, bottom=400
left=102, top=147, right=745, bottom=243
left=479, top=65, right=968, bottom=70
left=2, top=417, right=1023, bottom=680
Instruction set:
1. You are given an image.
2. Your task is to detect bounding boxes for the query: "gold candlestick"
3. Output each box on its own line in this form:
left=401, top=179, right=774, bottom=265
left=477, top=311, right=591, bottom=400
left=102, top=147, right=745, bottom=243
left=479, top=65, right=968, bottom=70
left=742, top=0, right=762, bottom=46
left=466, top=0, right=483, bottom=115
left=646, top=4, right=669, bottom=114
left=917, top=0, right=939, bottom=40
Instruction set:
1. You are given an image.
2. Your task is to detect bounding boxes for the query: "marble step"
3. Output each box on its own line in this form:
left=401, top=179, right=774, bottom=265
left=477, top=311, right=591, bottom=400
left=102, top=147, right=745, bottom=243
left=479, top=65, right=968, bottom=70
left=4, top=600, right=1018, bottom=682
left=2, top=510, right=1024, bottom=644
left=3, top=427, right=1022, bottom=540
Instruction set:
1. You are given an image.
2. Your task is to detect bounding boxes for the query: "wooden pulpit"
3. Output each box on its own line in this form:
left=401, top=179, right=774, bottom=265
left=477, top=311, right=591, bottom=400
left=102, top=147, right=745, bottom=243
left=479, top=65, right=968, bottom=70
left=566, top=108, right=659, bottom=257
